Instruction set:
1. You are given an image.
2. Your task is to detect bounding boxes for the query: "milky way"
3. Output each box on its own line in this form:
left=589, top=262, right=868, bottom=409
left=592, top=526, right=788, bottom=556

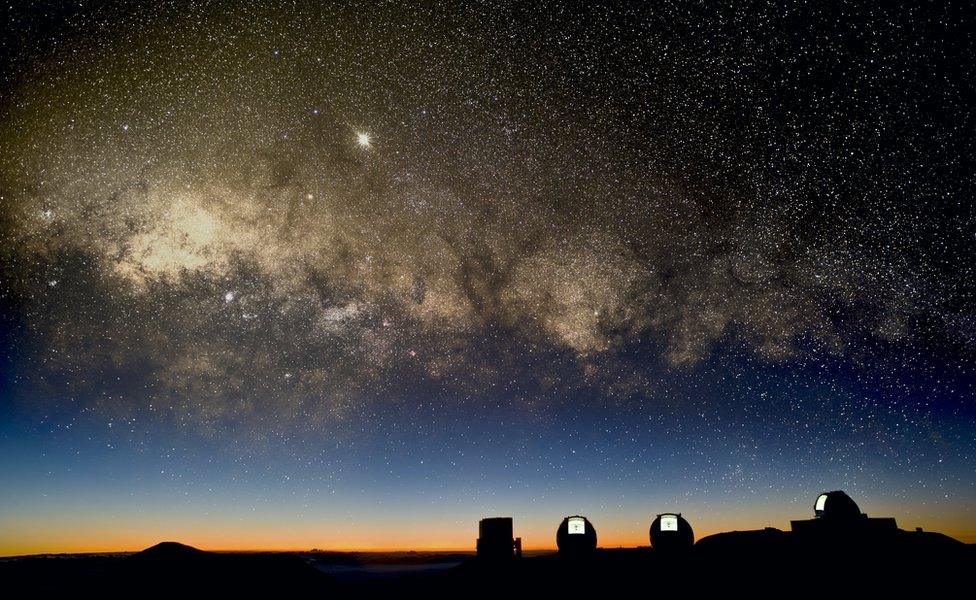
left=1, top=1, right=974, bottom=551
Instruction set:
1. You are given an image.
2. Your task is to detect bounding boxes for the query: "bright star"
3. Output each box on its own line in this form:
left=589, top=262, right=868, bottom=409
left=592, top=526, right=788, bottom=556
left=356, top=132, right=371, bottom=148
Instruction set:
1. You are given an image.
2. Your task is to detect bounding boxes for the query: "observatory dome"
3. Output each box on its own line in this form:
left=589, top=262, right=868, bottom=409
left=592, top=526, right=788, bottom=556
left=814, top=490, right=862, bottom=520
left=556, top=515, right=597, bottom=556
left=649, top=513, right=694, bottom=550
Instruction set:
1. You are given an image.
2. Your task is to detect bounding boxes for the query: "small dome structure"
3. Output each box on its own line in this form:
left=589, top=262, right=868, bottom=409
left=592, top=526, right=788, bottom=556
left=814, top=490, right=862, bottom=520
left=649, top=513, right=694, bottom=550
left=556, top=515, right=597, bottom=556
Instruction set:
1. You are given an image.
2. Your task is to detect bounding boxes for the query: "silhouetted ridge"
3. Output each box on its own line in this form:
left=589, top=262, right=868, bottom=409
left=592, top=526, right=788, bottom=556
left=135, top=541, right=208, bottom=559
left=121, top=540, right=333, bottom=593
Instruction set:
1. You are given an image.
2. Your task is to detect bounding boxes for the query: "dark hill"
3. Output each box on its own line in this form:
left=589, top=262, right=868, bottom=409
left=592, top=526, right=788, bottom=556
left=131, top=541, right=208, bottom=561
left=123, top=542, right=332, bottom=594
left=2, top=542, right=334, bottom=595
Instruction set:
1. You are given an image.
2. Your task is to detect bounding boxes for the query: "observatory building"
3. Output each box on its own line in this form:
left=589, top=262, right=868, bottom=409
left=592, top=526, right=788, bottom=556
left=649, top=513, right=694, bottom=551
left=556, top=515, right=597, bottom=556
left=476, top=517, right=522, bottom=560
left=790, top=490, right=897, bottom=536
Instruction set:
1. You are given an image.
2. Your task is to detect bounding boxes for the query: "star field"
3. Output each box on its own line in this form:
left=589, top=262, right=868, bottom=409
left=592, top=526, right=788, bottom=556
left=0, top=1, right=974, bottom=552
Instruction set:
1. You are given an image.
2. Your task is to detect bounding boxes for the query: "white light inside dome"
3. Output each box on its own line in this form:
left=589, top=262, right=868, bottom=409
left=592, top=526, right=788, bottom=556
left=568, top=517, right=586, bottom=534
left=660, top=515, right=678, bottom=531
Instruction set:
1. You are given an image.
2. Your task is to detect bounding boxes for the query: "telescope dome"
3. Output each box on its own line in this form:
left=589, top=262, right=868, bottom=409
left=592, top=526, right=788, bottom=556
left=556, top=515, right=597, bottom=556
left=649, top=513, right=694, bottom=550
left=814, top=491, right=862, bottom=520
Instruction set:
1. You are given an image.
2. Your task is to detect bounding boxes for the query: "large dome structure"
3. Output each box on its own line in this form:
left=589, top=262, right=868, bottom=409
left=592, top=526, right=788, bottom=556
left=791, top=490, right=898, bottom=537
left=814, top=490, right=862, bottom=520
left=556, top=515, right=597, bottom=556
left=649, top=513, right=694, bottom=551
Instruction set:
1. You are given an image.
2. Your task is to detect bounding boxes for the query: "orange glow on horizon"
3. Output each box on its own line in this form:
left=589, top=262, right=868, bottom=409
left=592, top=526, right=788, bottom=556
left=3, top=521, right=974, bottom=558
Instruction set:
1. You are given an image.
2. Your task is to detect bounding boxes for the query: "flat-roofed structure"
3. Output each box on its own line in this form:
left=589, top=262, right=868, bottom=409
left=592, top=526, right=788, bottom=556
left=476, top=517, right=522, bottom=560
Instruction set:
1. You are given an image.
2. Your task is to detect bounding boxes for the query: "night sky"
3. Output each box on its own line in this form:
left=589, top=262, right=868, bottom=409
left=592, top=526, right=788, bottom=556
left=1, top=1, right=974, bottom=554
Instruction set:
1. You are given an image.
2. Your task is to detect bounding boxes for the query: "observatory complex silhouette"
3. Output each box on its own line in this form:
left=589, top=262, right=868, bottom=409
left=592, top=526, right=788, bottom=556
left=474, top=490, right=950, bottom=563
left=3, top=489, right=969, bottom=596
